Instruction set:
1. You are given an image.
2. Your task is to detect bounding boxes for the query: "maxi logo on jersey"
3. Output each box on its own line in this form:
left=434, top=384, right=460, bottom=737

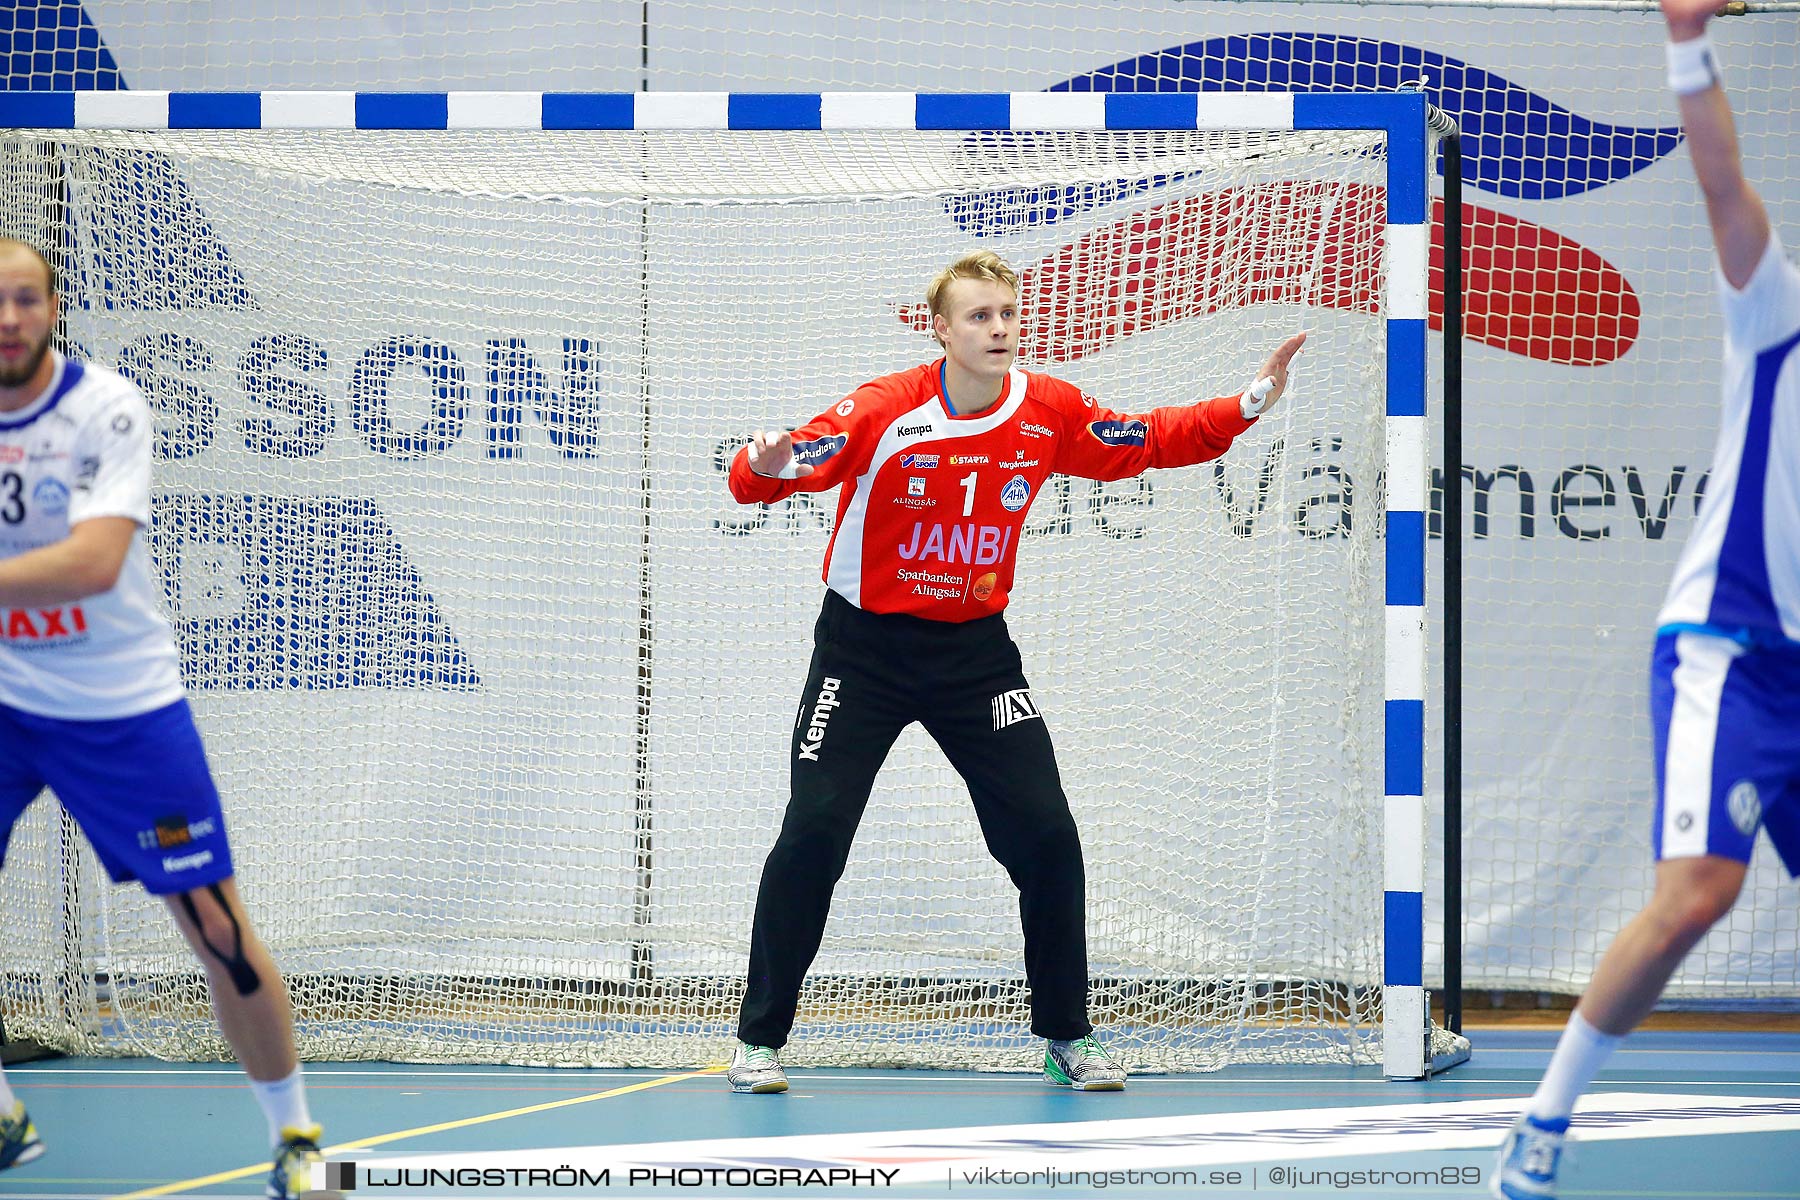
left=902, top=33, right=1666, bottom=368
left=3, top=606, right=88, bottom=642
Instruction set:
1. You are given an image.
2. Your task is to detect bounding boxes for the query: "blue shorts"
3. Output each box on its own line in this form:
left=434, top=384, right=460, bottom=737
left=0, top=698, right=236, bottom=894
left=1651, top=631, right=1800, bottom=876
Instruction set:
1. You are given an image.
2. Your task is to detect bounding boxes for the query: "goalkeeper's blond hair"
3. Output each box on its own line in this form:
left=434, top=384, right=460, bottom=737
left=925, top=252, right=1019, bottom=347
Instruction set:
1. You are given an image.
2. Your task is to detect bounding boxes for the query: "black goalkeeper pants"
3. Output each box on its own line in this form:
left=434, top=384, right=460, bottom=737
left=736, top=590, right=1093, bottom=1048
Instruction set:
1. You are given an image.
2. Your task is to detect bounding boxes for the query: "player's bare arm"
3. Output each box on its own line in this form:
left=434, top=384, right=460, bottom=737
left=0, top=516, right=136, bottom=608
left=1660, top=0, right=1770, bottom=288
left=1240, top=332, right=1308, bottom=419
left=745, top=428, right=815, bottom=479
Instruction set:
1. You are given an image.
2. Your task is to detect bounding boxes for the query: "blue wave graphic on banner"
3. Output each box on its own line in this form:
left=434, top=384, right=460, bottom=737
left=1059, top=33, right=1682, bottom=200
left=5, top=2, right=254, bottom=309
left=150, top=495, right=480, bottom=691
left=1, top=0, right=124, bottom=90
left=74, top=150, right=257, bottom=310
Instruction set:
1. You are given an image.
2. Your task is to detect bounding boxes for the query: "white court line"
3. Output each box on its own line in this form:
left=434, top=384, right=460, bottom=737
left=19, top=1066, right=1800, bottom=1082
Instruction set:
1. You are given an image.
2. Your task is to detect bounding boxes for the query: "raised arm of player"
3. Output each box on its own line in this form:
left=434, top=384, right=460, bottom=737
left=1, top=383, right=148, bottom=608
left=1048, top=332, right=1306, bottom=481
left=0, top=516, right=136, bottom=607
left=1662, top=0, right=1771, bottom=289
left=727, top=389, right=871, bottom=505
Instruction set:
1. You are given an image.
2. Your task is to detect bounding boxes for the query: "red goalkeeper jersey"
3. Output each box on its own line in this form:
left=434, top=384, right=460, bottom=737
left=728, top=359, right=1256, bottom=621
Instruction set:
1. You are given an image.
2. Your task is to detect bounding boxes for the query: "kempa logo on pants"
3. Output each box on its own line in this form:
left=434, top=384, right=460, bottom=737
left=797, top=677, right=843, bottom=760
left=992, top=688, right=1041, bottom=731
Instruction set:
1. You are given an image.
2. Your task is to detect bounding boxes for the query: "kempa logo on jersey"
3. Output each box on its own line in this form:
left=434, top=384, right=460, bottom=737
left=797, top=676, right=843, bottom=761
left=992, top=688, right=1041, bottom=731
left=896, top=423, right=934, bottom=438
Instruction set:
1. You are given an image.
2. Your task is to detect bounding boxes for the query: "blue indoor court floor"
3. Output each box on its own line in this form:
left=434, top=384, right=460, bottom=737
left=3, top=1029, right=1798, bottom=1200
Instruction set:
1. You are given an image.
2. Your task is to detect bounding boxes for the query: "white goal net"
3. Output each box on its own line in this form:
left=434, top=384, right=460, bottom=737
left=0, top=120, right=1412, bottom=1068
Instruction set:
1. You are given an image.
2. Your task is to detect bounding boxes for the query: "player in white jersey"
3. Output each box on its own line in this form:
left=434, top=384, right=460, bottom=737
left=0, top=241, right=336, bottom=1198
left=1494, top=3, right=1800, bottom=1197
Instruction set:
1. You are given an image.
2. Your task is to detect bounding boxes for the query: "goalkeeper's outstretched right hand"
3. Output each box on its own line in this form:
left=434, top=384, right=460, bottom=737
left=746, top=429, right=815, bottom=479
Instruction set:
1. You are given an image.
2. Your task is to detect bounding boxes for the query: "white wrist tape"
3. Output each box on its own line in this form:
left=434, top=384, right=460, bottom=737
left=1667, top=34, right=1722, bottom=96
left=746, top=436, right=802, bottom=480
left=1240, top=375, right=1276, bottom=421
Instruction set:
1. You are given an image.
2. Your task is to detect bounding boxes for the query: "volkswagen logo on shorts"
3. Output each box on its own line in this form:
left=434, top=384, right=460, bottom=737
left=1000, top=475, right=1031, bottom=512
left=1727, top=780, right=1761, bottom=836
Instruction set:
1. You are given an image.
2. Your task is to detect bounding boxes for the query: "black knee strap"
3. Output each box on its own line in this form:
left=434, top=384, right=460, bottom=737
left=177, top=883, right=262, bottom=997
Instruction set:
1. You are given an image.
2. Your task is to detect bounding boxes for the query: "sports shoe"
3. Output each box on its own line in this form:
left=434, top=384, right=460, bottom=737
left=1491, top=1113, right=1569, bottom=1199
left=0, top=1100, right=44, bottom=1170
left=726, top=1043, right=789, bottom=1093
left=268, top=1123, right=332, bottom=1199
left=1044, top=1035, right=1127, bottom=1091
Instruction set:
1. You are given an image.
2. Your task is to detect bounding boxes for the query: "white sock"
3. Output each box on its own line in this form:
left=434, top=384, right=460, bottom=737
left=249, top=1066, right=314, bottom=1146
left=1527, top=1010, right=1621, bottom=1125
left=0, top=1062, right=15, bottom=1112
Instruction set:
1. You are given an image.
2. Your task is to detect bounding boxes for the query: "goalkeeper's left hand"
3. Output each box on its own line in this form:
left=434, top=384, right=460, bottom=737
left=1239, top=332, right=1308, bottom=420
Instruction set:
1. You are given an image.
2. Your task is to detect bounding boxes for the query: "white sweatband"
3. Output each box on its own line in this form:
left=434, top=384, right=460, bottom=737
left=745, top=438, right=801, bottom=480
left=1667, top=34, right=1722, bottom=96
left=1240, top=375, right=1276, bottom=421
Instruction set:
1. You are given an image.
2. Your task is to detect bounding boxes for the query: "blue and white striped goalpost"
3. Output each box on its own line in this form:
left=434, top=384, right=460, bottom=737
left=0, top=89, right=1454, bottom=1078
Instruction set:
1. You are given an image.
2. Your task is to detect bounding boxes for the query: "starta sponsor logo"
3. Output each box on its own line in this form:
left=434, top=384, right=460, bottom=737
left=897, top=522, right=1013, bottom=566
left=797, top=676, right=843, bottom=762
left=3, top=607, right=88, bottom=640
left=950, top=454, right=990, bottom=465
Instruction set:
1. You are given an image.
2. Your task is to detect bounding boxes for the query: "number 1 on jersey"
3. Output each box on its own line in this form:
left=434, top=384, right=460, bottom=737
left=960, top=471, right=977, bottom=517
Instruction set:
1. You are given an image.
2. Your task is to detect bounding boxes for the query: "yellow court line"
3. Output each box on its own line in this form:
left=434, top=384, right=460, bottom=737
left=112, top=1065, right=726, bottom=1200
